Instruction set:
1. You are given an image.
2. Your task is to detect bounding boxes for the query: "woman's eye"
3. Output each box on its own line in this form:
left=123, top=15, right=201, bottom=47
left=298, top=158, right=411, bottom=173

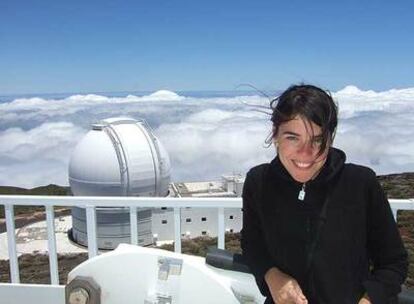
left=286, top=136, right=298, bottom=141
left=313, top=138, right=323, bottom=145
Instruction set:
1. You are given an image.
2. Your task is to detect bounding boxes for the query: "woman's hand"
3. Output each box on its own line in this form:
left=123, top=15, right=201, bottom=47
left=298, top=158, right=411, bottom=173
left=265, top=267, right=308, bottom=304
left=358, top=293, right=371, bottom=304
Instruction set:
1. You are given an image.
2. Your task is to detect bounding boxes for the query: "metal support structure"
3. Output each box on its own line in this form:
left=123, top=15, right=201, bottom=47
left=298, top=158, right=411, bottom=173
left=129, top=206, right=138, bottom=245
left=5, top=204, right=20, bottom=283
left=65, top=276, right=101, bottom=304
left=46, top=205, right=59, bottom=285
left=86, top=205, right=98, bottom=258
left=218, top=207, right=225, bottom=250
left=174, top=207, right=181, bottom=253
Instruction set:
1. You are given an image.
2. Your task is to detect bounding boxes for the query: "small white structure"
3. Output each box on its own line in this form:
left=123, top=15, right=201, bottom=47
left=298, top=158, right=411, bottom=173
left=222, top=174, right=244, bottom=197
left=154, top=178, right=244, bottom=242
left=68, top=117, right=171, bottom=249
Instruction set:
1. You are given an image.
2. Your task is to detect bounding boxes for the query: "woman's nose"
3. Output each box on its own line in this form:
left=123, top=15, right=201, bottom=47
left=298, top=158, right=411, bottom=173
left=297, top=141, right=315, bottom=155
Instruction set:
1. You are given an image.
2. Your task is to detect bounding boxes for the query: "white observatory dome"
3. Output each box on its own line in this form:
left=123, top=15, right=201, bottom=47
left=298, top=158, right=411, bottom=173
left=68, top=117, right=171, bottom=249
left=69, top=117, right=171, bottom=197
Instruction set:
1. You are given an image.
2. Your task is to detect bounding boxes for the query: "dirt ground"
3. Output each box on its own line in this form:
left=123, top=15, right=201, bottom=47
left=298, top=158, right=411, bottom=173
left=0, top=253, right=88, bottom=284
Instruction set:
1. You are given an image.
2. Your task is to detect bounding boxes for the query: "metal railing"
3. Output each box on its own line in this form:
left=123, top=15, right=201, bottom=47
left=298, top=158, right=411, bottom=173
left=0, top=195, right=413, bottom=287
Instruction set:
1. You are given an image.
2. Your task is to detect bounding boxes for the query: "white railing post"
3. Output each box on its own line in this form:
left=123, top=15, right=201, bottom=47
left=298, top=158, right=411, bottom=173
left=45, top=205, right=59, bottom=285
left=174, top=207, right=181, bottom=253
left=218, top=207, right=225, bottom=249
left=130, top=206, right=138, bottom=245
left=5, top=204, right=20, bottom=283
left=86, top=205, right=98, bottom=258
left=391, top=208, right=398, bottom=222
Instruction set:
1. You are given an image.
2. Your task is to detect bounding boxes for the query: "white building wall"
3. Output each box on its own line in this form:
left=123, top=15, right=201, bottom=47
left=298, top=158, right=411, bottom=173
left=152, top=207, right=242, bottom=242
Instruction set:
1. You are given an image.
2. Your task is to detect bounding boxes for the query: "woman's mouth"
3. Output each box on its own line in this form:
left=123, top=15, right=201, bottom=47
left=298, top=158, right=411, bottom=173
left=292, top=160, right=313, bottom=169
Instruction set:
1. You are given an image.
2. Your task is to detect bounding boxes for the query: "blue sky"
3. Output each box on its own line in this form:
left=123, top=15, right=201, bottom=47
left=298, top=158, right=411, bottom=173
left=1, top=0, right=414, bottom=95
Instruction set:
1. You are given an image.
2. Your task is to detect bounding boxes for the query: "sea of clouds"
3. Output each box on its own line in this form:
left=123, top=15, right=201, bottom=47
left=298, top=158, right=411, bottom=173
left=1, top=86, right=414, bottom=188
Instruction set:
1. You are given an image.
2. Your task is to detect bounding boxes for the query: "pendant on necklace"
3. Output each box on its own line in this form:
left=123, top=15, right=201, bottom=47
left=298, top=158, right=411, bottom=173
left=298, top=183, right=306, bottom=201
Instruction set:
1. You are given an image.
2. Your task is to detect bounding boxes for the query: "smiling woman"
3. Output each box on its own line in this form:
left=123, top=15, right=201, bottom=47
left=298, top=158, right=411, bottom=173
left=275, top=117, right=329, bottom=184
left=241, top=84, right=408, bottom=304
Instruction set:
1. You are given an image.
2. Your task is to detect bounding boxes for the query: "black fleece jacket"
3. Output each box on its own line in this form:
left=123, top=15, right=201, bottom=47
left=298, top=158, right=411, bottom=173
left=241, top=148, right=408, bottom=304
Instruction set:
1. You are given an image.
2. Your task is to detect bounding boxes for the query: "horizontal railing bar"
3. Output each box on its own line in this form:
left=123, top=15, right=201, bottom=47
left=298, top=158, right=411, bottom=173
left=0, top=283, right=65, bottom=304
left=0, top=195, right=242, bottom=208
left=390, top=201, right=414, bottom=210
left=1, top=195, right=412, bottom=209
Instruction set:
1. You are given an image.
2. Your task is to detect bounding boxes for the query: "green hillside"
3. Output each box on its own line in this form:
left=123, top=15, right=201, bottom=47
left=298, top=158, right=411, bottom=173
left=0, top=184, right=70, bottom=218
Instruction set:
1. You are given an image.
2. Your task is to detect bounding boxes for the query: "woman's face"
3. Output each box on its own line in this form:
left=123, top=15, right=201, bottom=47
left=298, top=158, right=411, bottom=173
left=275, top=115, right=330, bottom=183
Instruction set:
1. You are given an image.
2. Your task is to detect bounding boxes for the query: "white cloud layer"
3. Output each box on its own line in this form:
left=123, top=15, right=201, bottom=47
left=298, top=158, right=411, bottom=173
left=0, top=122, right=85, bottom=187
left=1, top=86, right=414, bottom=188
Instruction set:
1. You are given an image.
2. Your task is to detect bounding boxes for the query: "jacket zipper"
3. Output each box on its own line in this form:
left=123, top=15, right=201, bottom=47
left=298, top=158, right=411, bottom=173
left=298, top=183, right=306, bottom=201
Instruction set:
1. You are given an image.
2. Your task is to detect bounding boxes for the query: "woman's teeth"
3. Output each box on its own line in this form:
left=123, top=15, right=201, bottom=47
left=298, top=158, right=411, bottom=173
left=293, top=161, right=312, bottom=168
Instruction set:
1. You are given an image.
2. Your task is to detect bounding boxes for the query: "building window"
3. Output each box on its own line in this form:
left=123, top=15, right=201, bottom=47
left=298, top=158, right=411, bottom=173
left=186, top=218, right=192, bottom=223
left=162, top=220, right=167, bottom=224
left=201, top=231, right=207, bottom=236
left=229, top=215, right=234, bottom=219
left=201, top=217, right=207, bottom=222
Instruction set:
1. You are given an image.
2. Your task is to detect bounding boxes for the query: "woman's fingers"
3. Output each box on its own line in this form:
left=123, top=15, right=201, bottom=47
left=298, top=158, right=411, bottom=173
left=289, top=283, right=307, bottom=304
left=265, top=268, right=308, bottom=304
left=294, top=293, right=308, bottom=304
left=279, top=280, right=308, bottom=304
left=293, top=289, right=308, bottom=304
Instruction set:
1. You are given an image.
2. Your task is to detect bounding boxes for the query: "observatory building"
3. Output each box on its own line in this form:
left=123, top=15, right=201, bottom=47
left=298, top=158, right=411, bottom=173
left=68, top=117, right=171, bottom=249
